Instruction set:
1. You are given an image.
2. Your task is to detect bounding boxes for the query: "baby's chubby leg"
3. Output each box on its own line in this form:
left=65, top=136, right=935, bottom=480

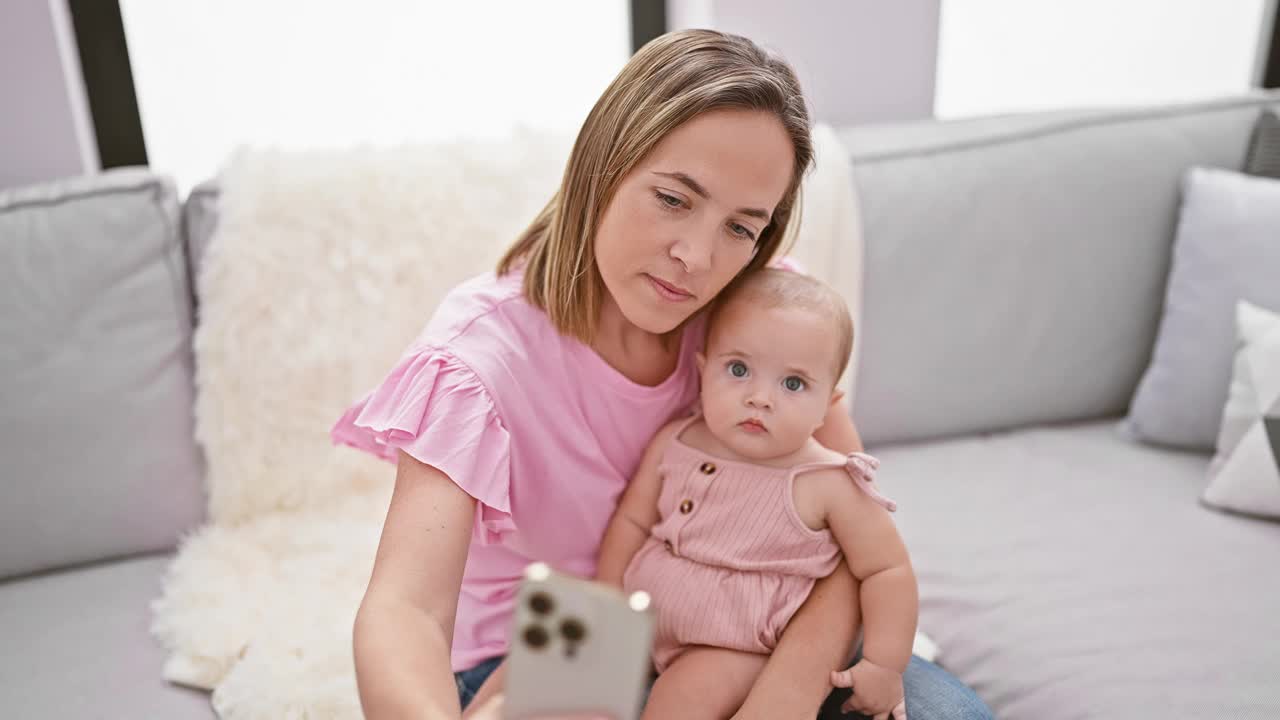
left=642, top=647, right=768, bottom=720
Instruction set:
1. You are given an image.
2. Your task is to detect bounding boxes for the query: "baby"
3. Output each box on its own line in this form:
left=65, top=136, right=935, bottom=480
left=597, top=268, right=917, bottom=720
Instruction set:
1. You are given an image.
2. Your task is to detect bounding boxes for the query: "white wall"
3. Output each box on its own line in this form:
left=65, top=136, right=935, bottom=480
left=119, top=0, right=631, bottom=194
left=668, top=0, right=940, bottom=126
left=0, top=0, right=97, bottom=190
left=935, top=0, right=1271, bottom=118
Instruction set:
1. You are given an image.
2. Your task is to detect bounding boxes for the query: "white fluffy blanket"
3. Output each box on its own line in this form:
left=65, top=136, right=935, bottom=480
left=150, top=125, right=913, bottom=719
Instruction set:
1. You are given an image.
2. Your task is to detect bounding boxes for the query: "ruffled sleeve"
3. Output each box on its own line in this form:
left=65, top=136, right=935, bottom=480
left=331, top=348, right=515, bottom=544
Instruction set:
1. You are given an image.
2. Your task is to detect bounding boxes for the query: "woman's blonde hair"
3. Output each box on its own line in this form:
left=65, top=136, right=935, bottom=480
left=496, top=29, right=813, bottom=343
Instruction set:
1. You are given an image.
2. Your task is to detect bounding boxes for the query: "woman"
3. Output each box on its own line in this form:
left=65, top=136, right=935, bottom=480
left=333, top=29, right=992, bottom=720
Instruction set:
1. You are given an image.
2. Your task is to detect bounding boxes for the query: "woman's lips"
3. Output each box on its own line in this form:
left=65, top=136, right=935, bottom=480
left=645, top=274, right=695, bottom=302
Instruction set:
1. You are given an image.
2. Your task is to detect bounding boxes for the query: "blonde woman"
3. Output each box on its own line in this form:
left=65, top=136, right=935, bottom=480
left=333, top=29, right=991, bottom=720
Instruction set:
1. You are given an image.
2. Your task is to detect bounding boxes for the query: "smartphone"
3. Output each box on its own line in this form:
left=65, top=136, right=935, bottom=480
left=504, top=562, right=656, bottom=720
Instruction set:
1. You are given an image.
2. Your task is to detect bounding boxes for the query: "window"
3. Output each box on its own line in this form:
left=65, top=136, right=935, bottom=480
left=935, top=0, right=1270, bottom=118
left=119, top=1, right=630, bottom=192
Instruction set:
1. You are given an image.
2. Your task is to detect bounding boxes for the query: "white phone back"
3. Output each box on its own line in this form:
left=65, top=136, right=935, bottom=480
left=504, top=563, right=655, bottom=720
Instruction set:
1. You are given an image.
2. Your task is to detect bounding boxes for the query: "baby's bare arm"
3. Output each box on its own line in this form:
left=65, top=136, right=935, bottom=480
left=820, top=475, right=918, bottom=673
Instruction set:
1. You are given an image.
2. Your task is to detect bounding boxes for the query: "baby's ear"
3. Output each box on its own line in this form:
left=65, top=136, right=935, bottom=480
left=829, top=388, right=845, bottom=408
left=695, top=352, right=706, bottom=372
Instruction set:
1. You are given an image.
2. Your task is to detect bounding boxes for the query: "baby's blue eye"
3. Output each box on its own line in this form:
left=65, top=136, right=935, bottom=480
left=783, top=376, right=806, bottom=392
left=728, top=360, right=748, bottom=378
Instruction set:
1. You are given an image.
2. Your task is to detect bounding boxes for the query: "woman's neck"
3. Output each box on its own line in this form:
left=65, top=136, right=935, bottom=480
left=592, top=296, right=680, bottom=387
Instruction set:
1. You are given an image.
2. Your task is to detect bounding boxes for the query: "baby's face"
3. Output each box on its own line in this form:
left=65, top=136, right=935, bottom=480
left=697, top=299, right=842, bottom=461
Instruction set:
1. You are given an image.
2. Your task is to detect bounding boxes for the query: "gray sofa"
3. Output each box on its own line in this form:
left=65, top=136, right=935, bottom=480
left=3, top=91, right=1278, bottom=719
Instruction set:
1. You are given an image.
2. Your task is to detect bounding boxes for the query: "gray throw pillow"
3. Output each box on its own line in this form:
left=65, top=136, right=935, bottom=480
left=0, top=169, right=206, bottom=579
left=1245, top=109, right=1280, bottom=179
left=1126, top=167, right=1280, bottom=450
left=1203, top=300, right=1280, bottom=519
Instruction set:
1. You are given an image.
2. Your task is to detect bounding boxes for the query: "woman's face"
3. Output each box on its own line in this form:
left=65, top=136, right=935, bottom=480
left=593, top=109, right=795, bottom=334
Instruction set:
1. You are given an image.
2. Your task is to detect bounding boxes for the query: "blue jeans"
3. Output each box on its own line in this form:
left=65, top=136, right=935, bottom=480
left=454, top=655, right=505, bottom=711
left=455, top=653, right=992, bottom=719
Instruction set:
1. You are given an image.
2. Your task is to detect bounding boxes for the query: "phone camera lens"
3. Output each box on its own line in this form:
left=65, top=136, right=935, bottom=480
left=523, top=624, right=550, bottom=650
left=529, top=592, right=555, bottom=616
left=560, top=617, right=587, bottom=643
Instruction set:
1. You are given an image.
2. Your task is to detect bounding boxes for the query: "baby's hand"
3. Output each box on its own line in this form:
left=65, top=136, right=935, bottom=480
left=830, top=659, right=906, bottom=720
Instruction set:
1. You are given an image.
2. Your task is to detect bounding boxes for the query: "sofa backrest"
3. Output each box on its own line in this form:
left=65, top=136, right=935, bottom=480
left=0, top=169, right=206, bottom=580
left=844, top=91, right=1280, bottom=447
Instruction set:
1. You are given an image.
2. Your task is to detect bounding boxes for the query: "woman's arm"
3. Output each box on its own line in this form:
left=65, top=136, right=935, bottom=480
left=735, top=561, right=861, bottom=719
left=596, top=420, right=679, bottom=587
left=814, top=394, right=863, bottom=453
left=354, top=450, right=476, bottom=720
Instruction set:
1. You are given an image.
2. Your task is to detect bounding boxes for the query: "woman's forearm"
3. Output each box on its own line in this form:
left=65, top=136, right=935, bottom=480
left=814, top=397, right=863, bottom=453
left=857, top=565, right=919, bottom=674
left=736, top=562, right=861, bottom=719
left=354, top=592, right=462, bottom=720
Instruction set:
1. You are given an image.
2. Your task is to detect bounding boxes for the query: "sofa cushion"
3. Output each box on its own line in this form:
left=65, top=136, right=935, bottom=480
left=0, top=169, right=205, bottom=579
left=1203, top=301, right=1280, bottom=518
left=841, top=92, right=1280, bottom=446
left=0, top=553, right=214, bottom=718
left=183, top=179, right=219, bottom=313
left=1126, top=168, right=1280, bottom=449
left=1245, top=109, right=1280, bottom=178
left=874, top=421, right=1280, bottom=720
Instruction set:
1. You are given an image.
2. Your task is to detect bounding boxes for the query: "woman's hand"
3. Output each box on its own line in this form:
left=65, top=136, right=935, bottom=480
left=831, top=659, right=907, bottom=720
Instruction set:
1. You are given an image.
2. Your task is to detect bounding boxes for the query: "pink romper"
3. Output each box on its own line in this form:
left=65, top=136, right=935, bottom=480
left=622, top=415, right=897, bottom=672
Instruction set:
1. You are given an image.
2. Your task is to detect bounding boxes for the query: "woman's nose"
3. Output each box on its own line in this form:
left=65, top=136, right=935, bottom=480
left=669, top=230, right=714, bottom=275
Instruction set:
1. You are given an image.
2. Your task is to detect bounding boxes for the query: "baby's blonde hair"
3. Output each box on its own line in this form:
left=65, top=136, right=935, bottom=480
left=708, top=268, right=854, bottom=381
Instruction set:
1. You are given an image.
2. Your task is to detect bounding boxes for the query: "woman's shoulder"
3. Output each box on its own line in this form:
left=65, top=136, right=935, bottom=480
left=424, top=270, right=548, bottom=347
left=416, top=270, right=580, bottom=396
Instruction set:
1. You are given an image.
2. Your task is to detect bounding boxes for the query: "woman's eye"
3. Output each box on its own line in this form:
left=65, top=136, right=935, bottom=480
left=655, top=191, right=683, bottom=209
left=728, top=222, right=756, bottom=241
left=783, top=376, right=806, bottom=392
left=728, top=361, right=748, bottom=378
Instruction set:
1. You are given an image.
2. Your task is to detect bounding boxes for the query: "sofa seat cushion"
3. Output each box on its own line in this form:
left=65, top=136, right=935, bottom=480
left=0, top=553, right=214, bottom=719
left=874, top=420, right=1280, bottom=719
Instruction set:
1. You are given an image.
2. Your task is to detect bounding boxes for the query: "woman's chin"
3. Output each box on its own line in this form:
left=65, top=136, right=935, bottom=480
left=620, top=298, right=696, bottom=335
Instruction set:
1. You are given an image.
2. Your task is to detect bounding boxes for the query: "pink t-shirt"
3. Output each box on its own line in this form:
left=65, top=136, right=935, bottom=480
left=331, top=270, right=704, bottom=671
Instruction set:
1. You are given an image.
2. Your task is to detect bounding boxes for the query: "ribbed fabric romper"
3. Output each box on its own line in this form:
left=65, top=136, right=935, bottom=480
left=622, top=414, right=896, bottom=671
